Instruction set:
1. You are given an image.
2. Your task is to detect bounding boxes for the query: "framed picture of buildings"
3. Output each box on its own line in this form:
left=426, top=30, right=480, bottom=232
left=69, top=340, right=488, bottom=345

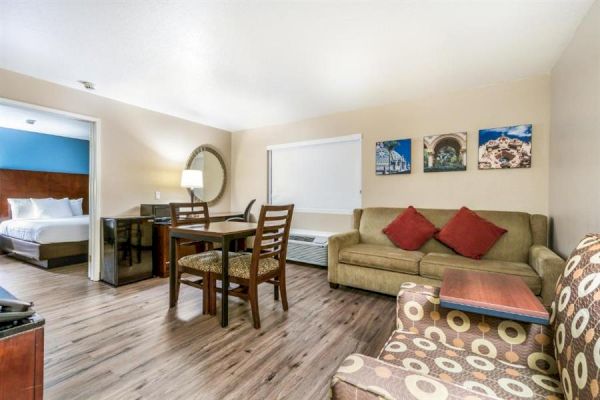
left=423, top=132, right=467, bottom=172
left=376, top=139, right=411, bottom=175
left=478, top=124, right=532, bottom=169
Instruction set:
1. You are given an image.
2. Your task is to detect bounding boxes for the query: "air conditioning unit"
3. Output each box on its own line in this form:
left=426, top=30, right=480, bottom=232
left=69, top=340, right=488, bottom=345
left=286, top=229, right=335, bottom=267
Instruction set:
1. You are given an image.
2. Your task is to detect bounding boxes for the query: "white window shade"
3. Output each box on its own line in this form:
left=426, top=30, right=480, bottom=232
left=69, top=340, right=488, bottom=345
left=267, top=134, right=361, bottom=214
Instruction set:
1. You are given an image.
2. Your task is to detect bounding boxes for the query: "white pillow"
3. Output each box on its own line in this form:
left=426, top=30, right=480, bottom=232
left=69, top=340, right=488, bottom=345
left=7, top=198, right=35, bottom=219
left=69, top=198, right=84, bottom=216
left=31, top=198, right=74, bottom=219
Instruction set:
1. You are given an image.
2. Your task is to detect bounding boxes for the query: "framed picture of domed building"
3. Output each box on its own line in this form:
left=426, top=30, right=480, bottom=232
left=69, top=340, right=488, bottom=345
left=376, top=139, right=411, bottom=175
left=423, top=132, right=467, bottom=172
left=478, top=124, right=532, bottom=169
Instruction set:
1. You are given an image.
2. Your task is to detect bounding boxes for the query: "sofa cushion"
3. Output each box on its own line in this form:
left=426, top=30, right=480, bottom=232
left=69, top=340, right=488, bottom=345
left=378, top=331, right=563, bottom=399
left=550, top=234, right=600, bottom=400
left=357, top=207, right=534, bottom=263
left=435, top=207, right=507, bottom=259
left=420, top=252, right=542, bottom=295
left=383, top=206, right=438, bottom=251
left=339, top=244, right=423, bottom=274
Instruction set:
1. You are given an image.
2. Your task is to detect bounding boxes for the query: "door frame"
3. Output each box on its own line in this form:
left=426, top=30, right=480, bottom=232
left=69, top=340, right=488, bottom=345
left=0, top=97, right=102, bottom=281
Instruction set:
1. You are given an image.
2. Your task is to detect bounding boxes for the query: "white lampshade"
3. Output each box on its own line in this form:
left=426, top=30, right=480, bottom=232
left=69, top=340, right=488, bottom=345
left=180, top=169, right=204, bottom=188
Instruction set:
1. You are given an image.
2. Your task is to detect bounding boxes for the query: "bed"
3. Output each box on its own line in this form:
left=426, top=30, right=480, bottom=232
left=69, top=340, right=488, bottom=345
left=0, top=169, right=89, bottom=268
left=0, top=217, right=89, bottom=268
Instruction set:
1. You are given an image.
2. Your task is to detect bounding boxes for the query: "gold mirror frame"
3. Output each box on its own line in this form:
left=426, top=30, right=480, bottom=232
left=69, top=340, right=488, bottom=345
left=185, top=144, right=227, bottom=206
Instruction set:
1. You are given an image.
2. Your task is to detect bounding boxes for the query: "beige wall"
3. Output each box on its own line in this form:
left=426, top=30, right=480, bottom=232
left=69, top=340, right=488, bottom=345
left=550, top=0, right=600, bottom=257
left=0, top=68, right=231, bottom=216
left=0, top=69, right=554, bottom=237
left=232, top=76, right=551, bottom=232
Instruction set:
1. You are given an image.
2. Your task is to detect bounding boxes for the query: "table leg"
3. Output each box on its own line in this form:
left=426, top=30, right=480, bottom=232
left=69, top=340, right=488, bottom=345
left=169, top=235, right=177, bottom=308
left=221, top=237, right=230, bottom=327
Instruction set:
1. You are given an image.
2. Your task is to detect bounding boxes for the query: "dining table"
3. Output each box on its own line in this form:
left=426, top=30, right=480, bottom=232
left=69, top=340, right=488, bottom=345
left=169, top=221, right=258, bottom=327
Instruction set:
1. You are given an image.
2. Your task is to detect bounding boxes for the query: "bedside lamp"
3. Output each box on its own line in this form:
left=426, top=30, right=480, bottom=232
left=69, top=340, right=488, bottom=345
left=180, top=169, right=204, bottom=205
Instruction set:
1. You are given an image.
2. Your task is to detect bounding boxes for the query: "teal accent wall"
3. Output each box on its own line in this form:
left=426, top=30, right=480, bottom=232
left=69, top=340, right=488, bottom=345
left=0, top=127, right=89, bottom=174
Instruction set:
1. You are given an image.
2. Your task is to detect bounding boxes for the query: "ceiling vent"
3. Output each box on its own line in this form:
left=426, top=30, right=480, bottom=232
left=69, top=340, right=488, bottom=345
left=78, top=80, right=95, bottom=90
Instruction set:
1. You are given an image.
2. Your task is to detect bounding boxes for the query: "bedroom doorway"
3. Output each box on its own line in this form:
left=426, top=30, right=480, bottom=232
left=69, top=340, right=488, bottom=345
left=0, top=98, right=101, bottom=281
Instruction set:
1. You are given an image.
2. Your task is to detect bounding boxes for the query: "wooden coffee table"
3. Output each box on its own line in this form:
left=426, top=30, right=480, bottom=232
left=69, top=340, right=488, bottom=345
left=439, top=269, right=549, bottom=325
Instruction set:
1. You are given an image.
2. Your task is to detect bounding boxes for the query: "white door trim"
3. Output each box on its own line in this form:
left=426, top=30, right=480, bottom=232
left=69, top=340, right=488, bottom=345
left=0, top=97, right=102, bottom=281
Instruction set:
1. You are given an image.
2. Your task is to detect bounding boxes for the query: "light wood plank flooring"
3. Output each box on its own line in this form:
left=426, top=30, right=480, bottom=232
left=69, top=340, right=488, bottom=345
left=0, top=255, right=395, bottom=400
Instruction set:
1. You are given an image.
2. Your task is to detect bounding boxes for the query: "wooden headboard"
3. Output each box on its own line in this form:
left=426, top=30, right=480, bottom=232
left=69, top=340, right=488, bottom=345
left=0, top=169, right=89, bottom=218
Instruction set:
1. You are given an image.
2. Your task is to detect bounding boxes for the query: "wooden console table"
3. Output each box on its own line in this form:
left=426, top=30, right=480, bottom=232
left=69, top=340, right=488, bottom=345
left=439, top=269, right=549, bottom=325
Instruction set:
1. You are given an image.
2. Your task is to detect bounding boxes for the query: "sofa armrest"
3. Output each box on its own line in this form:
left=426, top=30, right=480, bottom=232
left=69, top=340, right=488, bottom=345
left=396, top=283, right=555, bottom=368
left=529, top=245, right=565, bottom=306
left=331, top=354, right=495, bottom=400
left=327, top=230, right=359, bottom=284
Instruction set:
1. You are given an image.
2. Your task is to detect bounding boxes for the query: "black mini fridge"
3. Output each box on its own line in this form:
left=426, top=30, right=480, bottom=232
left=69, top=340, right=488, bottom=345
left=101, top=216, right=154, bottom=286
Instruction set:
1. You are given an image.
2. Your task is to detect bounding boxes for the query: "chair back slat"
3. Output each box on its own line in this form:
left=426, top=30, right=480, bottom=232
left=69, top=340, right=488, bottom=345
left=260, top=204, right=294, bottom=211
left=262, top=232, right=285, bottom=242
left=259, top=250, right=281, bottom=259
left=263, top=215, right=288, bottom=222
left=263, top=223, right=287, bottom=232
left=250, top=204, right=294, bottom=280
left=261, top=240, right=283, bottom=250
left=170, top=202, right=210, bottom=227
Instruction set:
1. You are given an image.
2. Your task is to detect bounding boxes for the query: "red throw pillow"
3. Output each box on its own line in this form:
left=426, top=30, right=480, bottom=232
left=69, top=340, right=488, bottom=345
left=436, top=207, right=507, bottom=259
left=383, top=206, right=438, bottom=251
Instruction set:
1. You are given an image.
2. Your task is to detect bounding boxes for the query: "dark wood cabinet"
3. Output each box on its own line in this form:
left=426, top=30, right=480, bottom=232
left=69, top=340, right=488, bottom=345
left=0, top=287, right=44, bottom=400
left=152, top=223, right=170, bottom=278
left=0, top=328, right=44, bottom=400
left=152, top=223, right=199, bottom=278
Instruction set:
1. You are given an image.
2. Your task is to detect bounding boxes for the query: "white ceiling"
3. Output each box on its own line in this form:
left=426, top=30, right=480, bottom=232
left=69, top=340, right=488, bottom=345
left=0, top=0, right=594, bottom=132
left=0, top=103, right=91, bottom=140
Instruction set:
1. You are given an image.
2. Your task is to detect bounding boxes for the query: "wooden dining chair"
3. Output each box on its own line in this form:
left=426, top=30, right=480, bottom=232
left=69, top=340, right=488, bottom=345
left=210, top=204, right=294, bottom=328
left=169, top=202, right=213, bottom=314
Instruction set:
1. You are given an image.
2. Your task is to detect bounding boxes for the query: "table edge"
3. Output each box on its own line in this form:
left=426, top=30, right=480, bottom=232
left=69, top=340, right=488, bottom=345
left=440, top=299, right=549, bottom=325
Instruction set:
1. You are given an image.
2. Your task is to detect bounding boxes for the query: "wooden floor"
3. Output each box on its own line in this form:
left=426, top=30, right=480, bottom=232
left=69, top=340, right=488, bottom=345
left=0, top=255, right=395, bottom=400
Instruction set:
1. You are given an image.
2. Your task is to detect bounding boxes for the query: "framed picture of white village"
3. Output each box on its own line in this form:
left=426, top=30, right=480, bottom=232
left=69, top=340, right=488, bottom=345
left=478, top=124, right=532, bottom=169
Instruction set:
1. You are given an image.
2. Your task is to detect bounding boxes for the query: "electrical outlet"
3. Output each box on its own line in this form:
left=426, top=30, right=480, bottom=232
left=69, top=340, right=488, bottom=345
left=154, top=191, right=161, bottom=200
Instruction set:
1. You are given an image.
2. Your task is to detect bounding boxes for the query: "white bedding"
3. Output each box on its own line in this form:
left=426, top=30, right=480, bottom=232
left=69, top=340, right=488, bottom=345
left=0, top=216, right=89, bottom=244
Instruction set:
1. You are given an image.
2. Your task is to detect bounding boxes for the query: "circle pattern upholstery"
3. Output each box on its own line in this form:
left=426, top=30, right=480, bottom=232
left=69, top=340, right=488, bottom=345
left=333, top=234, right=600, bottom=400
left=395, top=283, right=555, bottom=368
left=377, top=332, right=562, bottom=399
left=549, top=234, right=600, bottom=400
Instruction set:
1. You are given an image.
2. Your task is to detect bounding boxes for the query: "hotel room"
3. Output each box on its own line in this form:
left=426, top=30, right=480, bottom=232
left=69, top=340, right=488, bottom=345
left=0, top=1, right=598, bottom=399
left=0, top=103, right=91, bottom=269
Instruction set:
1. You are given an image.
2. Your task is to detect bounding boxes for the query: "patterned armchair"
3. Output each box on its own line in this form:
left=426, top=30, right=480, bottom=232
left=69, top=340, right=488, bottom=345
left=331, top=234, right=600, bottom=400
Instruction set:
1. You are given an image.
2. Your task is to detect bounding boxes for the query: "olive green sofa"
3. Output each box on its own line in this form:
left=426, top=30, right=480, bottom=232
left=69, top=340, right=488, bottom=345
left=327, top=207, right=564, bottom=305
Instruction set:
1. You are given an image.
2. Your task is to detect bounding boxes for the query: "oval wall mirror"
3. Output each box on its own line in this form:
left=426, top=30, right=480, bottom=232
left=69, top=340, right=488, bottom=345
left=185, top=145, right=226, bottom=206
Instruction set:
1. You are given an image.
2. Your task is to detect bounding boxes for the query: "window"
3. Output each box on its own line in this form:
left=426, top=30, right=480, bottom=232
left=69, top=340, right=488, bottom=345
left=267, top=134, right=362, bottom=214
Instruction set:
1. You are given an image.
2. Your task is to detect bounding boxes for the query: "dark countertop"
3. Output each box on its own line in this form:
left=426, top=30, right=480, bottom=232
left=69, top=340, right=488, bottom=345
left=0, top=286, right=45, bottom=339
left=102, top=215, right=154, bottom=220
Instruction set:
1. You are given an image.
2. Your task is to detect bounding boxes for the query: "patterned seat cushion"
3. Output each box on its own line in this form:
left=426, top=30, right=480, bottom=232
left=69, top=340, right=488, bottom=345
left=549, top=234, right=600, bottom=399
left=178, top=250, right=280, bottom=279
left=396, top=283, right=555, bottom=369
left=378, top=330, right=563, bottom=399
left=333, top=353, right=499, bottom=400
left=178, top=250, right=242, bottom=271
